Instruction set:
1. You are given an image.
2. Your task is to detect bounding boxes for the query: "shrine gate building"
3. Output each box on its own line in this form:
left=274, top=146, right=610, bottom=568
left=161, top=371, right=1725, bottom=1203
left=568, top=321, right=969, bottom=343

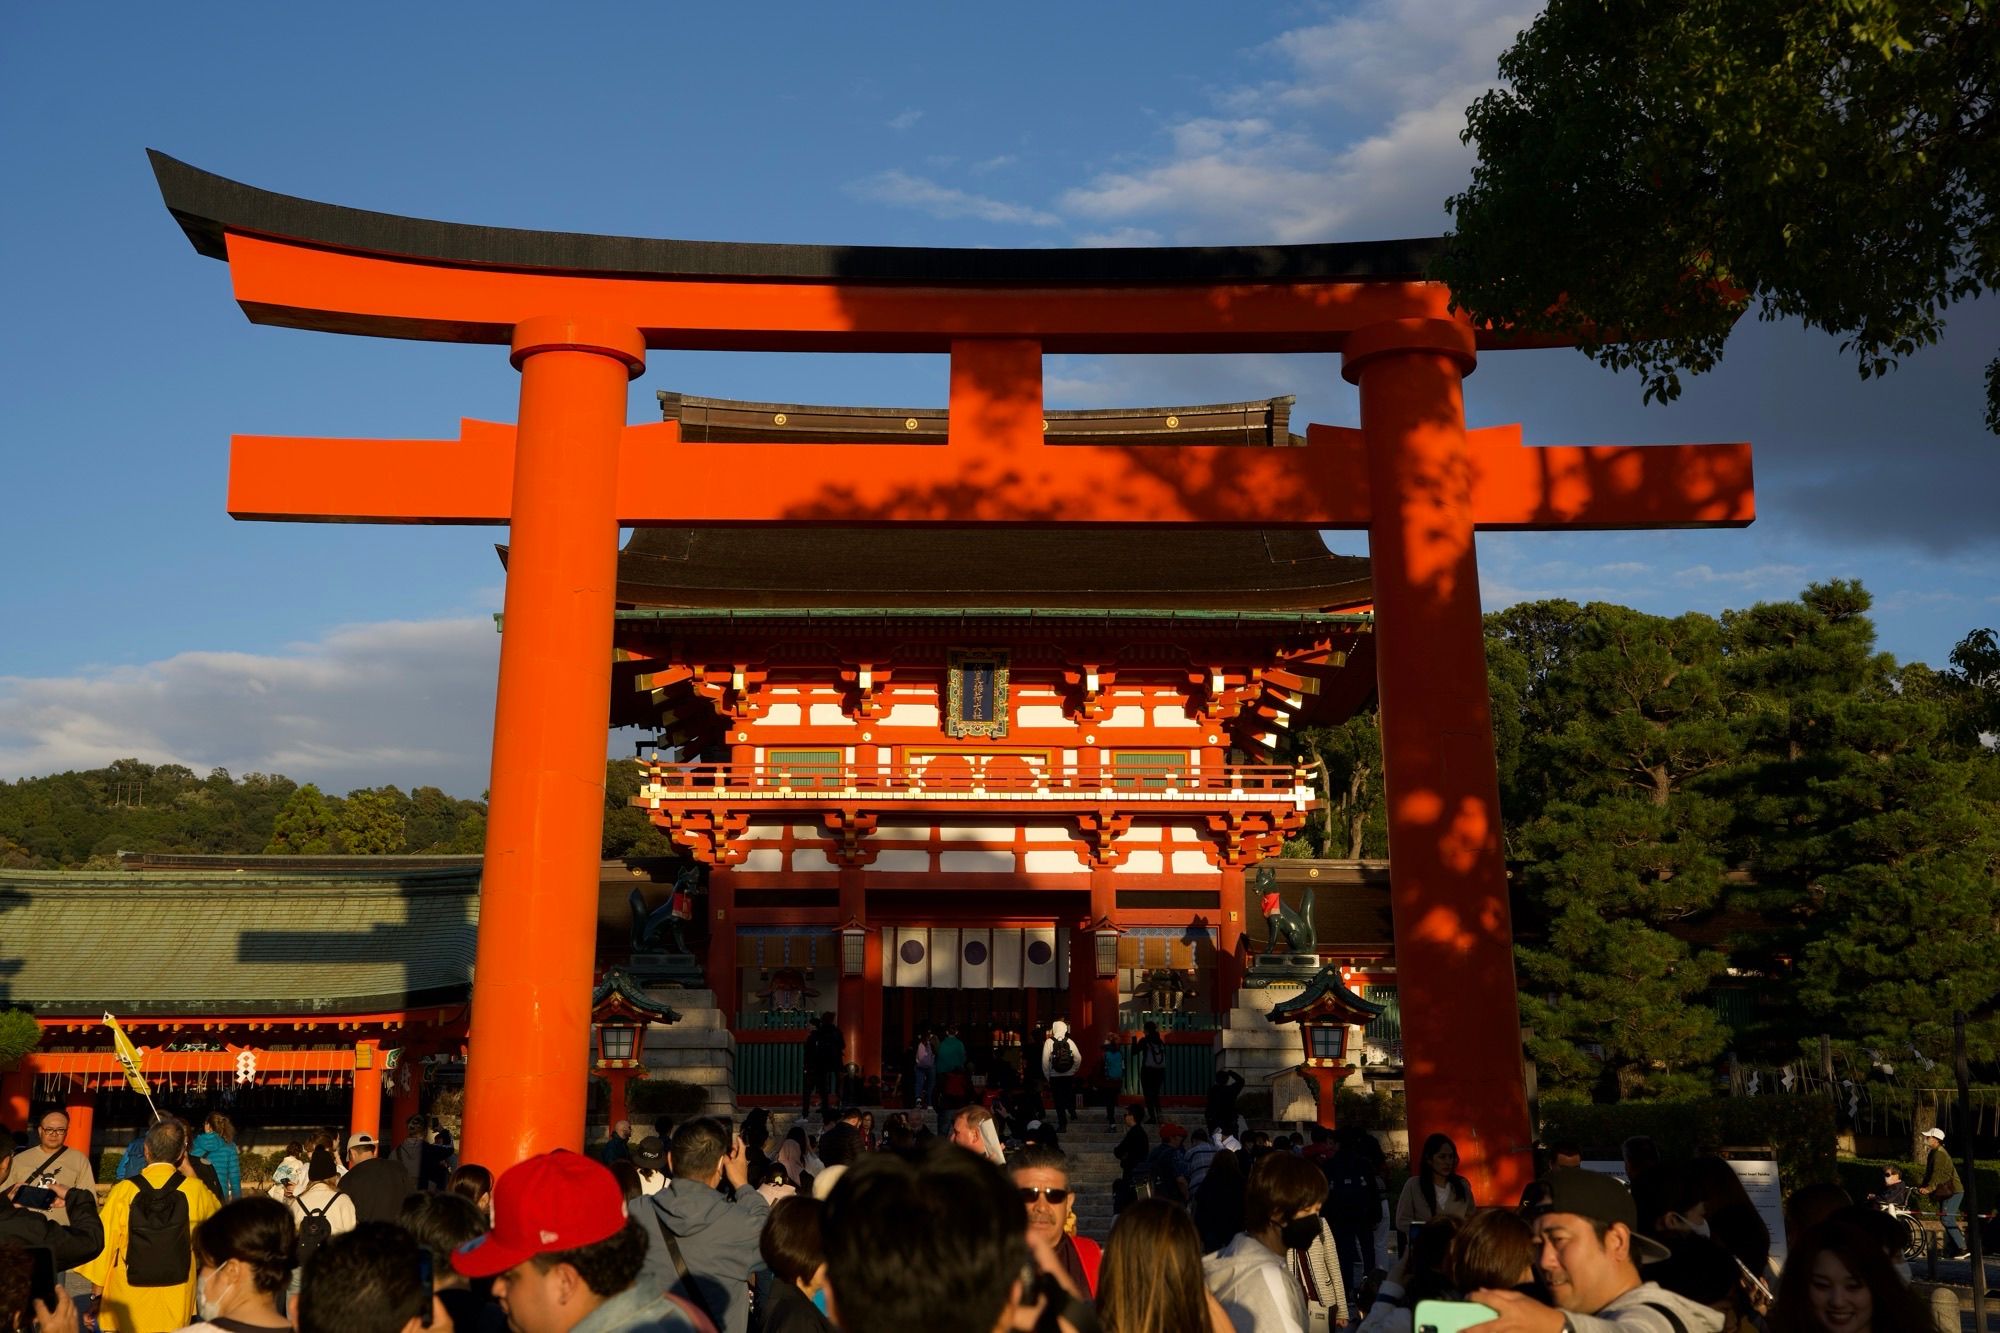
left=612, top=392, right=1377, bottom=1089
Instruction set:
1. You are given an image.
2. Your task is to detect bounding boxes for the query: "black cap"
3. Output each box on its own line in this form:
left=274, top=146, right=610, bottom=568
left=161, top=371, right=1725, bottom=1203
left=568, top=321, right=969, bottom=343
left=1534, top=1168, right=1670, bottom=1263
left=633, top=1136, right=665, bottom=1167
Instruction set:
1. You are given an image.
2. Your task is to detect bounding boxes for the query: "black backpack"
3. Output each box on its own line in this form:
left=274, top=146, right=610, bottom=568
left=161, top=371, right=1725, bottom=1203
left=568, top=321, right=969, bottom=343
left=127, top=1173, right=191, bottom=1287
left=1324, top=1155, right=1378, bottom=1226
left=296, top=1192, right=335, bottom=1268
left=1049, top=1040, right=1077, bottom=1076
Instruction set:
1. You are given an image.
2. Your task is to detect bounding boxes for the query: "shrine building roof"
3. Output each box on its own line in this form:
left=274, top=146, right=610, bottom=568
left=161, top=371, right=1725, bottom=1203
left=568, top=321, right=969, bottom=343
left=0, top=864, right=479, bottom=1017
left=607, top=393, right=1372, bottom=613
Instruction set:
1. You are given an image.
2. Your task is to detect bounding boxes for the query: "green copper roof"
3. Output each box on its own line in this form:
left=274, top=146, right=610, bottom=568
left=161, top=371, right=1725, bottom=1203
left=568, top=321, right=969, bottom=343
left=0, top=866, right=480, bottom=1017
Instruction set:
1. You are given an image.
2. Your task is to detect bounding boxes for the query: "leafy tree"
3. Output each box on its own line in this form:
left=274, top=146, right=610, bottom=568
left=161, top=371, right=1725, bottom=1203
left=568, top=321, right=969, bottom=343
left=1439, top=0, right=2000, bottom=431
left=0, top=1009, right=40, bottom=1069
left=263, top=783, right=343, bottom=855
left=1289, top=711, right=1387, bottom=859
left=1510, top=604, right=1739, bottom=1099
left=1947, top=627, right=2000, bottom=741
left=338, top=787, right=408, bottom=855
left=602, top=760, right=678, bottom=860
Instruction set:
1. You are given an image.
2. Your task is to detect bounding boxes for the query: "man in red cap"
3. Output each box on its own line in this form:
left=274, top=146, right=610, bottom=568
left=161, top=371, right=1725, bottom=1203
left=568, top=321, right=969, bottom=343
left=453, top=1150, right=702, bottom=1333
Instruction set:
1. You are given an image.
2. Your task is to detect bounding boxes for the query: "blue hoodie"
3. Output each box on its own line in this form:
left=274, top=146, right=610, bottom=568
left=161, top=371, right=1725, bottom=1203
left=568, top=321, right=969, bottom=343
left=190, top=1131, right=241, bottom=1199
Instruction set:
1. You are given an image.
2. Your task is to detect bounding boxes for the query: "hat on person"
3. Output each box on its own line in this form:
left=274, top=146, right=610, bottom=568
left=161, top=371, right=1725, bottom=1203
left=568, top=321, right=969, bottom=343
left=452, top=1150, right=628, bottom=1278
left=346, top=1132, right=377, bottom=1152
left=1534, top=1167, right=1670, bottom=1263
left=633, top=1135, right=666, bottom=1168
left=1158, top=1121, right=1188, bottom=1141
left=811, top=1164, right=848, bottom=1201
left=1923, top=1127, right=1947, bottom=1141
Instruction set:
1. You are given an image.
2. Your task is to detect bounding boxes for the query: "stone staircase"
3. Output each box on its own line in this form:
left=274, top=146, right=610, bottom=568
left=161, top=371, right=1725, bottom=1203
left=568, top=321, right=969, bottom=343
left=639, top=986, right=740, bottom=1121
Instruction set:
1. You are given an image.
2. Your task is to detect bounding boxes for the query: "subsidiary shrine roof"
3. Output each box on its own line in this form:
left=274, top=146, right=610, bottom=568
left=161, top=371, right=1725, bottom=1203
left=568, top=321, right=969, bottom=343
left=0, top=864, right=479, bottom=1017
left=608, top=393, right=1373, bottom=613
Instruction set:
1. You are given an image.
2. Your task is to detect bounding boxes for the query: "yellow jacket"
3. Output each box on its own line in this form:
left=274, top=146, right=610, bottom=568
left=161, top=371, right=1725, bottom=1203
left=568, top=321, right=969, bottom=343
left=78, top=1163, right=221, bottom=1333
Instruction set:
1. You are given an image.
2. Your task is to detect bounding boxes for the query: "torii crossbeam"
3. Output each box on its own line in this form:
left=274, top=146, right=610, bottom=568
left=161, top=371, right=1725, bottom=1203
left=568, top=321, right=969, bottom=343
left=154, top=152, right=1752, bottom=1194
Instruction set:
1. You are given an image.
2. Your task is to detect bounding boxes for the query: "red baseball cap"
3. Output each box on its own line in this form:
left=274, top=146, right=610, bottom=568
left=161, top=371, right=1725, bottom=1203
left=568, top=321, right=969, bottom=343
left=453, top=1150, right=628, bottom=1278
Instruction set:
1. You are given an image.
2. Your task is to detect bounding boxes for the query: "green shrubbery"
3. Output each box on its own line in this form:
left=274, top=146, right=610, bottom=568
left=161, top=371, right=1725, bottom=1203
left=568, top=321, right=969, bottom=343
left=1539, top=1094, right=1839, bottom=1188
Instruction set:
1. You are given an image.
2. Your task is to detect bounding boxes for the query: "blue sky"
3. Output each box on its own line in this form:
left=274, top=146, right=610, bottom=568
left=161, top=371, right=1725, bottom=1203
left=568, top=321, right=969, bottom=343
left=2, top=3, right=1995, bottom=797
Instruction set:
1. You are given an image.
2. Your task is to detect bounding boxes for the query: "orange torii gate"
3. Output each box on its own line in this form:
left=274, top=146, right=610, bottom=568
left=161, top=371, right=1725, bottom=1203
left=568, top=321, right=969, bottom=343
left=152, top=152, right=1752, bottom=1196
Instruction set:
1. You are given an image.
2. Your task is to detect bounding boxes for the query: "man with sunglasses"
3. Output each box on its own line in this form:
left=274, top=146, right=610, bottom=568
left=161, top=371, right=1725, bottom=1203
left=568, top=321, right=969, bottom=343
left=1009, top=1144, right=1099, bottom=1297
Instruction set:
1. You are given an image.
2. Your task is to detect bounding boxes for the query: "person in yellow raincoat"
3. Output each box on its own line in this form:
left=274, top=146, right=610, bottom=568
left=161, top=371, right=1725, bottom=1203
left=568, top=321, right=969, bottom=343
left=79, top=1119, right=222, bottom=1332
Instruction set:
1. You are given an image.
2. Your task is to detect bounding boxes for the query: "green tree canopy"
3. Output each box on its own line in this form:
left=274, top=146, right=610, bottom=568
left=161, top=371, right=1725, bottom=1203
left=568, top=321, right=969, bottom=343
left=1439, top=0, right=1999, bottom=431
left=0, top=1009, right=40, bottom=1069
left=338, top=787, right=409, bottom=855
left=263, top=783, right=343, bottom=855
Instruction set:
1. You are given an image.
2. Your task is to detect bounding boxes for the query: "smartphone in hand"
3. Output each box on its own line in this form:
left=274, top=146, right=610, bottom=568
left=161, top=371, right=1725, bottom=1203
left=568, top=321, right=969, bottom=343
left=1414, top=1300, right=1500, bottom=1333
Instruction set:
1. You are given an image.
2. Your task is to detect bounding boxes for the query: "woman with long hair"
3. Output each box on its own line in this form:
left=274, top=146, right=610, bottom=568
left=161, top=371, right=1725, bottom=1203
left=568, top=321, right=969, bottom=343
left=1393, top=1134, right=1475, bottom=1252
left=184, top=1196, right=297, bottom=1330
left=446, top=1162, right=493, bottom=1220
left=1099, top=1198, right=1232, bottom=1333
left=1770, top=1217, right=1930, bottom=1333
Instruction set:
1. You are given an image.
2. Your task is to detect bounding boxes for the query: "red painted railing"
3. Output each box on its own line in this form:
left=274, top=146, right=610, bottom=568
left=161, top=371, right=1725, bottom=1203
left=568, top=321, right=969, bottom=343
left=639, top=759, right=1313, bottom=803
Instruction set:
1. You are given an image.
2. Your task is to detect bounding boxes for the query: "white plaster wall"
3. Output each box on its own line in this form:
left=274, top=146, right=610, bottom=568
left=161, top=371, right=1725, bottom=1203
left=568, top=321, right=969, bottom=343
left=808, top=703, right=856, bottom=727
left=938, top=825, right=1016, bottom=843
left=883, top=703, right=941, bottom=727
left=1150, top=707, right=1199, bottom=729
left=1025, top=850, right=1086, bottom=875
left=1017, top=705, right=1070, bottom=729
left=759, top=703, right=803, bottom=726
left=1022, top=826, right=1070, bottom=842
left=790, top=825, right=820, bottom=840
left=739, top=848, right=785, bottom=873
left=791, top=848, right=838, bottom=874
left=872, top=850, right=932, bottom=873
left=1171, top=851, right=1219, bottom=875
left=873, top=824, right=933, bottom=841
left=747, top=819, right=790, bottom=838
left=941, top=849, right=1016, bottom=873
left=1114, top=850, right=1166, bottom=874
left=1168, top=826, right=1200, bottom=841
left=1102, top=706, right=1148, bottom=728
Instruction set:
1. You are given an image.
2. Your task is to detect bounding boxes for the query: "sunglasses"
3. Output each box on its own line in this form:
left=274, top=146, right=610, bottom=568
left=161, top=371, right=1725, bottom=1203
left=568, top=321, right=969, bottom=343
left=1018, top=1186, right=1071, bottom=1205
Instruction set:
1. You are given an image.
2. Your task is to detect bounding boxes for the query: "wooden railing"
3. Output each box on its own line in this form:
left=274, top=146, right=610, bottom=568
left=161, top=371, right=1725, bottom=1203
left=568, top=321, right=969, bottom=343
left=639, top=759, right=1313, bottom=805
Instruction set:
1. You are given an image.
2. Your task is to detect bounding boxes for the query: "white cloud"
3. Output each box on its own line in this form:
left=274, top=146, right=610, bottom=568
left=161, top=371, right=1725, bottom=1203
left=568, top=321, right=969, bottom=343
left=0, top=618, right=500, bottom=797
left=887, top=108, right=925, bottom=131
left=1673, top=563, right=1808, bottom=588
left=846, top=169, right=1060, bottom=227
left=1075, top=227, right=1164, bottom=249
left=1059, top=0, right=1537, bottom=243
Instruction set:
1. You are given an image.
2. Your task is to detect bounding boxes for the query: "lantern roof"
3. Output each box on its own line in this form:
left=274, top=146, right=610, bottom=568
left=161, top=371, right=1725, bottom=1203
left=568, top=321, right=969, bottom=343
left=591, top=968, right=682, bottom=1024
left=1265, top=962, right=1386, bottom=1028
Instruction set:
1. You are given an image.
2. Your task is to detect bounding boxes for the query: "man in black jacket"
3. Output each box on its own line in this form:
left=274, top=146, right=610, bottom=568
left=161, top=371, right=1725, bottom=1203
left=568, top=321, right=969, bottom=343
left=339, top=1132, right=414, bottom=1224
left=0, top=1136, right=105, bottom=1272
left=802, top=1014, right=842, bottom=1121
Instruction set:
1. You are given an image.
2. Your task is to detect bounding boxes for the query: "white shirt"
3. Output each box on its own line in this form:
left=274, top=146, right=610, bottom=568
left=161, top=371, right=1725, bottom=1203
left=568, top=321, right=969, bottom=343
left=1204, top=1232, right=1307, bottom=1333
left=288, top=1180, right=357, bottom=1236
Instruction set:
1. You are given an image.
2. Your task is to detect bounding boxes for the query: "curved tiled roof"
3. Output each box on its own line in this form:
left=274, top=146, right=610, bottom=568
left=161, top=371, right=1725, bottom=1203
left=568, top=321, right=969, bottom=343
left=0, top=866, right=478, bottom=1017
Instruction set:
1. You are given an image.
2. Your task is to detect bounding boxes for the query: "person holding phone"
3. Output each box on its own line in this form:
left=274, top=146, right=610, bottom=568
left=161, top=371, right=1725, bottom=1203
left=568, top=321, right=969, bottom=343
left=4, top=1114, right=94, bottom=1232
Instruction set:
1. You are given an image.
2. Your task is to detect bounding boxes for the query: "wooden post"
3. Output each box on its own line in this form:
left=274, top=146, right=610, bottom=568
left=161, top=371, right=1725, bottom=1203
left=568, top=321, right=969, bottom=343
left=461, top=317, right=643, bottom=1170
left=1344, top=318, right=1533, bottom=1203
left=64, top=1089, right=96, bottom=1156
left=350, top=1040, right=383, bottom=1147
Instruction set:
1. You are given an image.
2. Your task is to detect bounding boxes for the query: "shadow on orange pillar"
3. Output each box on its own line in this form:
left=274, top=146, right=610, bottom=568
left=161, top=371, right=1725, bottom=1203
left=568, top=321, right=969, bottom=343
left=1, top=1071, right=29, bottom=1133
left=461, top=317, right=643, bottom=1171
left=351, top=1040, right=383, bottom=1147
left=1344, top=317, right=1533, bottom=1204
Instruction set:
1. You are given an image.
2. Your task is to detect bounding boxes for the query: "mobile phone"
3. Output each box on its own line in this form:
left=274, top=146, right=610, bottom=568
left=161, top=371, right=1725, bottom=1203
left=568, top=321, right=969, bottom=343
left=14, top=1185, right=57, bottom=1210
left=415, top=1248, right=434, bottom=1327
left=1414, top=1300, right=1500, bottom=1333
left=27, top=1246, right=57, bottom=1316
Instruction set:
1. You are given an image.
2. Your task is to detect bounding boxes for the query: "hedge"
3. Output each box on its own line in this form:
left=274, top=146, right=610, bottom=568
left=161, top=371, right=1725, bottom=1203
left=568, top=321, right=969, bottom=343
left=1539, top=1094, right=1839, bottom=1189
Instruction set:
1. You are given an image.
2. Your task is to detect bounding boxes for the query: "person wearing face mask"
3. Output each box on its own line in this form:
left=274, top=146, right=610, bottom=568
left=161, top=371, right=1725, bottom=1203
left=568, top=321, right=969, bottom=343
left=756, top=1196, right=833, bottom=1333
left=1205, top=1151, right=1334, bottom=1333
left=180, top=1197, right=295, bottom=1332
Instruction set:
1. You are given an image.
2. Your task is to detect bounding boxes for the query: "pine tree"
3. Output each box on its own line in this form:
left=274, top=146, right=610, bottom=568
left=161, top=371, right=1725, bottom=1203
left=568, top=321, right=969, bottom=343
left=1508, top=603, right=1738, bottom=1099
left=263, top=783, right=343, bottom=855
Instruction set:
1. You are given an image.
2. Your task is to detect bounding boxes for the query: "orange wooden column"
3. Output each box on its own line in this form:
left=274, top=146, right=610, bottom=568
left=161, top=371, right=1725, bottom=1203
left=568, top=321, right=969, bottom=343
left=461, top=316, right=643, bottom=1170
left=0, top=1071, right=29, bottom=1133
left=350, top=1040, right=383, bottom=1146
left=65, top=1090, right=96, bottom=1155
left=1344, top=317, right=1533, bottom=1204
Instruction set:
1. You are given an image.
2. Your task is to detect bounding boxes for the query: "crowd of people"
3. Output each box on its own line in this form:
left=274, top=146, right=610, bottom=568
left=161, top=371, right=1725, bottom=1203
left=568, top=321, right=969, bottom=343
left=0, top=1092, right=1984, bottom=1333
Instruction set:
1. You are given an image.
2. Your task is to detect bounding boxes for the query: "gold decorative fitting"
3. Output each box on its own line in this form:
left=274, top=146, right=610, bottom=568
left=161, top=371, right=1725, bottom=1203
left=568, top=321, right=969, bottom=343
left=904, top=417, right=919, bottom=430
left=1042, top=420, right=1049, bottom=432
left=1166, top=415, right=1180, bottom=428
left=773, top=412, right=787, bottom=425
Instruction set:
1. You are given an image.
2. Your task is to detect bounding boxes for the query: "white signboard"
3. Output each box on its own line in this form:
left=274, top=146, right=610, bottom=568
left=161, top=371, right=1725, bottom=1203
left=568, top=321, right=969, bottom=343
left=1727, top=1157, right=1788, bottom=1268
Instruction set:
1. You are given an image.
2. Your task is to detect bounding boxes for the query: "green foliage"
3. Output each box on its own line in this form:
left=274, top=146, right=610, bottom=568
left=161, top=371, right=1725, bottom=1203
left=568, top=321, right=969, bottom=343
left=338, top=787, right=409, bottom=854
left=1288, top=710, right=1387, bottom=859
left=602, top=760, right=678, bottom=860
left=263, top=783, right=342, bottom=855
left=97, top=1149, right=124, bottom=1184
left=0, top=1009, right=41, bottom=1068
left=1539, top=1094, right=1839, bottom=1189
left=1335, top=1084, right=1406, bottom=1132
left=1439, top=0, right=1999, bottom=433
left=1504, top=603, right=1737, bottom=1099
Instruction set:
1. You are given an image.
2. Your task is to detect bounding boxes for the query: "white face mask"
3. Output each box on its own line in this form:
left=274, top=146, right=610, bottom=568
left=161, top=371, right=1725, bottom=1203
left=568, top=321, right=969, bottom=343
left=196, top=1265, right=227, bottom=1321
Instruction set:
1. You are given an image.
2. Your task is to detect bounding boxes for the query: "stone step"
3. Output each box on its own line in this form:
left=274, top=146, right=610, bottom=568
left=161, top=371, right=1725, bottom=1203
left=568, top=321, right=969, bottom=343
left=649, top=1027, right=739, bottom=1052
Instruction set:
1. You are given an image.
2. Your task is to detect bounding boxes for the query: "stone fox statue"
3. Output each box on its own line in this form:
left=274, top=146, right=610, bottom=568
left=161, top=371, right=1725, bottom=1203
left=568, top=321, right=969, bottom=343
left=1253, top=863, right=1316, bottom=953
left=630, top=862, right=702, bottom=955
